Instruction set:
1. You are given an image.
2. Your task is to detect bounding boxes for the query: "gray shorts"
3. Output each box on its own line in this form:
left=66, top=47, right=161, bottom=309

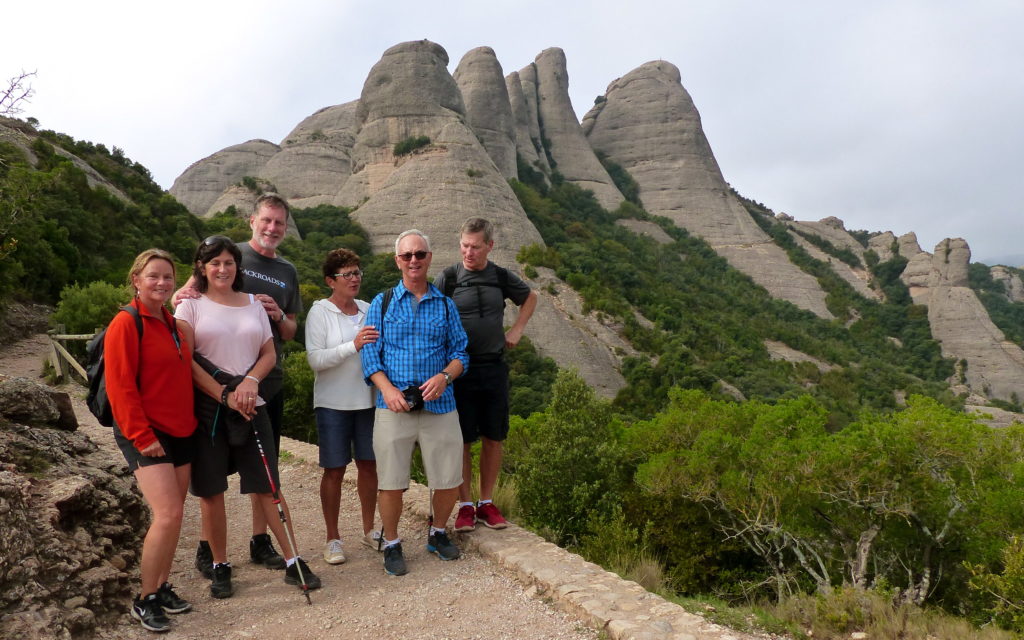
left=373, top=409, right=462, bottom=491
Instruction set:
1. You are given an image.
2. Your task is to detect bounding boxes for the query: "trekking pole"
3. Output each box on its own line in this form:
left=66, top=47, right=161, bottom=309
left=251, top=424, right=312, bottom=605
left=427, top=487, right=434, bottom=529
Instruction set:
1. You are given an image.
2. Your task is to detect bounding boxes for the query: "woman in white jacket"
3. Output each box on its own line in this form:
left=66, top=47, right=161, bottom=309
left=305, top=249, right=380, bottom=564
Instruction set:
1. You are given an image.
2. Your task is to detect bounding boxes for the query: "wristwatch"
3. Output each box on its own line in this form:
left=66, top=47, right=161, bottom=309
left=441, top=371, right=452, bottom=386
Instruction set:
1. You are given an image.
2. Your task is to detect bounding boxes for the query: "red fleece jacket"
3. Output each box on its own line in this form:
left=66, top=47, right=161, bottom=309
left=104, top=298, right=197, bottom=451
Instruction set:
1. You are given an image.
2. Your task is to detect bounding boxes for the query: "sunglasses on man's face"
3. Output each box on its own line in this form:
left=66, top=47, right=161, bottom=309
left=396, top=251, right=430, bottom=261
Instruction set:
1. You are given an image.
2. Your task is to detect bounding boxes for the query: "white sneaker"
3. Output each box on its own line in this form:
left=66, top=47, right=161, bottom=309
left=362, top=530, right=382, bottom=551
left=323, top=539, right=346, bottom=564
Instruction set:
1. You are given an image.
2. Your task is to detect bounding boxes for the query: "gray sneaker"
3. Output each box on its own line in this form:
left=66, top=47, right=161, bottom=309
left=383, top=542, right=408, bottom=576
left=426, top=530, right=460, bottom=561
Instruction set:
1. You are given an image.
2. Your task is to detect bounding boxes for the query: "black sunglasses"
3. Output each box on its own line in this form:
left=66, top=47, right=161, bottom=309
left=202, top=235, right=233, bottom=246
left=396, top=251, right=430, bottom=261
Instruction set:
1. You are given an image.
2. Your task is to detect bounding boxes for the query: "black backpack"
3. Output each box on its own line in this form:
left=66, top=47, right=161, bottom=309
left=86, top=305, right=143, bottom=427
left=441, top=264, right=509, bottom=299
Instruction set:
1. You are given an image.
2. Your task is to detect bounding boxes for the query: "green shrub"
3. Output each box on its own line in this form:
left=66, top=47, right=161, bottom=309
left=281, top=351, right=316, bottom=444
left=509, top=370, right=628, bottom=545
left=393, top=135, right=430, bottom=156
left=51, top=280, right=132, bottom=364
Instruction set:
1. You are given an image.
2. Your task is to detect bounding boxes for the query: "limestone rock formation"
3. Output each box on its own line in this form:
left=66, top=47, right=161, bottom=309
left=454, top=47, right=518, bottom=180
left=923, top=239, right=1024, bottom=402
left=784, top=217, right=877, bottom=300
left=582, top=60, right=831, bottom=318
left=868, top=231, right=897, bottom=262
left=898, top=232, right=924, bottom=258
left=262, top=101, right=359, bottom=209
left=169, top=139, right=280, bottom=216
left=991, top=266, right=1024, bottom=303
left=324, top=40, right=623, bottom=392
left=505, top=71, right=548, bottom=180
left=0, top=385, right=146, bottom=639
left=532, top=48, right=624, bottom=210
left=896, top=233, right=931, bottom=301
left=513, top=63, right=553, bottom=176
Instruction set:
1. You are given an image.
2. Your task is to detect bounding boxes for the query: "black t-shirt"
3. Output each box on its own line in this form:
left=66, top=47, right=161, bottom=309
left=434, top=262, right=531, bottom=356
left=237, top=242, right=302, bottom=393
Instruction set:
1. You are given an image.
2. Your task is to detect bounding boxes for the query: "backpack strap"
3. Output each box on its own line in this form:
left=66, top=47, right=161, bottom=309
left=121, top=304, right=144, bottom=388
left=442, top=265, right=458, bottom=298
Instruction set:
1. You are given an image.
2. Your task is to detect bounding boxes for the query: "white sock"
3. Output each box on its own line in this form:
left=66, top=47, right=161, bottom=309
left=430, top=526, right=447, bottom=536
left=478, top=499, right=492, bottom=506
left=383, top=537, right=401, bottom=549
left=459, top=501, right=474, bottom=508
left=285, top=556, right=298, bottom=567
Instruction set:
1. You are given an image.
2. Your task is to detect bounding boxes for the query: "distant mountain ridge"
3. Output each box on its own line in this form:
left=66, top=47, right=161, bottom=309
left=162, top=40, right=1024, bottom=408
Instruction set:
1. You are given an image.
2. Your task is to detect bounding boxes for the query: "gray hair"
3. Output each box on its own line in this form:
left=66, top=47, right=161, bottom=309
left=395, top=229, right=431, bottom=253
left=460, top=217, right=494, bottom=244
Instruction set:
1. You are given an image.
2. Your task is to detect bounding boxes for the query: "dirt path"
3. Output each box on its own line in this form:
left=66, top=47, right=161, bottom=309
left=5, top=335, right=597, bottom=640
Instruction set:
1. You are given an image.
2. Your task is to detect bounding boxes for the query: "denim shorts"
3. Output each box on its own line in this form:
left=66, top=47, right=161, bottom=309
left=316, top=407, right=375, bottom=469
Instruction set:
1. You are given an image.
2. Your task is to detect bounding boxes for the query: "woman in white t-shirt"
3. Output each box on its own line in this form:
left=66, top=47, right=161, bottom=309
left=175, top=235, right=320, bottom=598
left=306, top=248, right=380, bottom=563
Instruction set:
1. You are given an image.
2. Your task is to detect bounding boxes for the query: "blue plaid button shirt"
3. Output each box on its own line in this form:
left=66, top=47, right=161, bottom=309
left=360, top=281, right=469, bottom=414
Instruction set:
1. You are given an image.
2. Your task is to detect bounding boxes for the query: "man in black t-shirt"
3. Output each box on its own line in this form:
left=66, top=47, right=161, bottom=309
left=434, top=218, right=537, bottom=532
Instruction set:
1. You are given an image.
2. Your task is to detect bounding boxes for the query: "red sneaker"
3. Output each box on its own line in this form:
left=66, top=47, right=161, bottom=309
left=475, top=502, right=508, bottom=529
left=454, top=504, right=477, bottom=532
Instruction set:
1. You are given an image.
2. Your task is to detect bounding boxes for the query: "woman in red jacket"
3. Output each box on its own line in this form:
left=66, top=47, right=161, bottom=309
left=106, top=248, right=197, bottom=633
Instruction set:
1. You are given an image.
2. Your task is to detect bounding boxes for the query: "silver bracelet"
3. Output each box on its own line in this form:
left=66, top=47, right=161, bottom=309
left=245, top=375, right=260, bottom=384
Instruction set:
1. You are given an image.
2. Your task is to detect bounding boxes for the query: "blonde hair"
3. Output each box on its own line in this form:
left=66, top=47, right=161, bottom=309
left=128, top=248, right=177, bottom=292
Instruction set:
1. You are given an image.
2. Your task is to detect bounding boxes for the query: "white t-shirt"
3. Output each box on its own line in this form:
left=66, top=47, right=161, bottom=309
left=175, top=294, right=273, bottom=404
left=305, top=298, right=375, bottom=410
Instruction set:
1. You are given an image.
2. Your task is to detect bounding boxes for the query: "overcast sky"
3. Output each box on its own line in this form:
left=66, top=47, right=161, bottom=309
left=4, top=0, right=1022, bottom=264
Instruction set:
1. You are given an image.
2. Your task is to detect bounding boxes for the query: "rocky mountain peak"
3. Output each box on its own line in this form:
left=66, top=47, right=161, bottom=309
left=454, top=46, right=517, bottom=179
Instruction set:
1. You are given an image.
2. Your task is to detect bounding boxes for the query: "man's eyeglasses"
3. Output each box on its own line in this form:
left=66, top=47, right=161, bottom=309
left=333, top=269, right=363, bottom=280
left=396, top=251, right=430, bottom=262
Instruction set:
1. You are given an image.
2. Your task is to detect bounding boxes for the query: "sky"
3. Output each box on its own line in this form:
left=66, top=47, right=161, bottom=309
left=4, top=0, right=1023, bottom=264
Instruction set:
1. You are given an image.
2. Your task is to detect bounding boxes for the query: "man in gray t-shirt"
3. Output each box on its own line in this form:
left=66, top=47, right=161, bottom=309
left=434, top=218, right=537, bottom=532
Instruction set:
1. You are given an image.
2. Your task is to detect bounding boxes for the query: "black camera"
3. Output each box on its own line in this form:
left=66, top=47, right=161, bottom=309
left=402, top=385, right=424, bottom=411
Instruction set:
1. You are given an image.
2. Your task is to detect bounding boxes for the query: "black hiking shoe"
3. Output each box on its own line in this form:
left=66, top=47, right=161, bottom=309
left=383, top=542, right=408, bottom=576
left=132, top=593, right=171, bottom=632
left=156, top=582, right=191, bottom=614
left=427, top=529, right=460, bottom=561
left=284, top=557, right=322, bottom=590
left=195, top=540, right=213, bottom=579
left=250, top=533, right=286, bottom=570
left=210, top=563, right=234, bottom=599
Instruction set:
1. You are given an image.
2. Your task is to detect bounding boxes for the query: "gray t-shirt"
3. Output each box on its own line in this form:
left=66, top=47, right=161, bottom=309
left=237, top=242, right=302, bottom=392
left=434, top=261, right=531, bottom=357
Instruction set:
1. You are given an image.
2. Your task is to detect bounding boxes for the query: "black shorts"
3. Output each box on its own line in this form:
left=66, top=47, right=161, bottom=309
left=453, top=359, right=510, bottom=443
left=113, top=425, right=195, bottom=473
left=189, top=406, right=280, bottom=498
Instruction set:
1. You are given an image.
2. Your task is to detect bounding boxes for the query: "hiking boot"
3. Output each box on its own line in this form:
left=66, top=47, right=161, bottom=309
left=361, top=530, right=383, bottom=551
left=195, top=540, right=213, bottom=579
left=476, top=502, right=508, bottom=529
left=323, top=539, right=346, bottom=565
left=454, top=504, right=476, bottom=532
left=426, top=529, right=460, bottom=561
left=383, top=542, right=408, bottom=576
left=155, top=582, right=191, bottom=614
left=284, top=557, right=322, bottom=590
left=250, top=533, right=286, bottom=569
left=210, top=563, right=234, bottom=599
left=132, top=593, right=171, bottom=632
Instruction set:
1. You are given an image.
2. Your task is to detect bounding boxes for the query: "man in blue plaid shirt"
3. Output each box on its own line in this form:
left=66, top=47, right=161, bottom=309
left=361, top=229, right=469, bottom=576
